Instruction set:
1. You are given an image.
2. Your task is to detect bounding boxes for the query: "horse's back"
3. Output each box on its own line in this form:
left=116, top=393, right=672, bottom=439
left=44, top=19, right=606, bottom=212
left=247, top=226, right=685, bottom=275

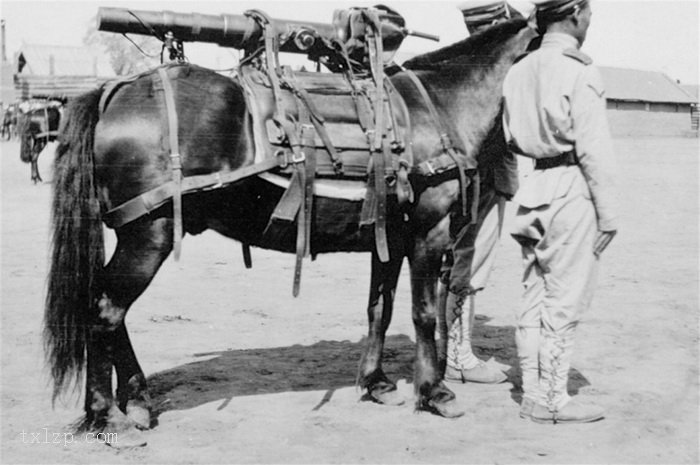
left=94, top=64, right=251, bottom=210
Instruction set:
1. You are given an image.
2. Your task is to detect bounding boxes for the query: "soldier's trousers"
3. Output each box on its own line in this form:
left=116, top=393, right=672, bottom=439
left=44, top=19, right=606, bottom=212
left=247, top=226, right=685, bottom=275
left=445, top=188, right=505, bottom=296
left=441, top=188, right=505, bottom=370
left=511, top=174, right=599, bottom=410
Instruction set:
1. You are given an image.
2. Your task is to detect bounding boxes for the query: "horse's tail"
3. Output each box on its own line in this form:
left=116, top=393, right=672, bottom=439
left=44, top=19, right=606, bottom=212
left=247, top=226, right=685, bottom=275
left=44, top=87, right=105, bottom=402
left=18, top=114, right=33, bottom=163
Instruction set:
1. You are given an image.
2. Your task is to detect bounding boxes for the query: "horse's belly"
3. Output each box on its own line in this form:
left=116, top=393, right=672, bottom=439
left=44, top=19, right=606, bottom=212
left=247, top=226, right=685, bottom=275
left=197, top=178, right=374, bottom=255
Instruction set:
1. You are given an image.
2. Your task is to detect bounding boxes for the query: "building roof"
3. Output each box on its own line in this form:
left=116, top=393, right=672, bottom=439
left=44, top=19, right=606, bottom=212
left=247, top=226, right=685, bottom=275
left=599, top=66, right=696, bottom=105
left=680, top=84, right=699, bottom=102
left=15, top=43, right=114, bottom=77
left=14, top=75, right=111, bottom=100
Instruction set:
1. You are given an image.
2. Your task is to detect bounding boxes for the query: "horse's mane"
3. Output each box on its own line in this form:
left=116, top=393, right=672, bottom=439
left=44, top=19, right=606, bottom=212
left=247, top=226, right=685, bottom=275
left=403, top=18, right=530, bottom=70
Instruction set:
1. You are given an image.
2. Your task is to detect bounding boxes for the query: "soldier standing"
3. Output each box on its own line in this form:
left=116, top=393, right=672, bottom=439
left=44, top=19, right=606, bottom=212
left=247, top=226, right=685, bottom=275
left=440, top=0, right=521, bottom=384
left=502, top=0, right=618, bottom=423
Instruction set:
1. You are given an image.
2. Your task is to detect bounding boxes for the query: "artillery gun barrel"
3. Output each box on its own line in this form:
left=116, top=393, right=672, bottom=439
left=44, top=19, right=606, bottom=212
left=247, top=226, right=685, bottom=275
left=97, top=7, right=338, bottom=52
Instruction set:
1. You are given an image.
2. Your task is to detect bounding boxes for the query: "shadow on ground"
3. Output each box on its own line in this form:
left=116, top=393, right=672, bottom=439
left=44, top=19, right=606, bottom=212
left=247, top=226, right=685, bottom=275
left=147, top=318, right=590, bottom=419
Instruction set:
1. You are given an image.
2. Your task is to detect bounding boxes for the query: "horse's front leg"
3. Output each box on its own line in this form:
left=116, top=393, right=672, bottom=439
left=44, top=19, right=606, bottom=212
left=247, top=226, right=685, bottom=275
left=358, top=247, right=405, bottom=406
left=408, top=232, right=464, bottom=418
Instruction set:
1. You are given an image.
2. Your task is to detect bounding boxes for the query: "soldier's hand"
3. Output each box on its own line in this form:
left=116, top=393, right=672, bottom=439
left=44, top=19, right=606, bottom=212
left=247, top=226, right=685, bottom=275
left=594, top=230, right=617, bottom=257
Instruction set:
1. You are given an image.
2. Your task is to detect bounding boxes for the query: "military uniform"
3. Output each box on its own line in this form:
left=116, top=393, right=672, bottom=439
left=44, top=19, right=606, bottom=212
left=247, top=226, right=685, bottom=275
left=502, top=0, right=618, bottom=423
left=441, top=0, right=519, bottom=384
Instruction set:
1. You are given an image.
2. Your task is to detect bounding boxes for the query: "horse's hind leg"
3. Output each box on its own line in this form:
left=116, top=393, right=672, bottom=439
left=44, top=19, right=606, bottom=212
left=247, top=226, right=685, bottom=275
left=85, top=217, right=172, bottom=441
left=408, top=237, right=464, bottom=418
left=31, top=159, right=42, bottom=183
left=358, top=249, right=405, bottom=406
left=114, top=324, right=151, bottom=429
left=30, top=141, right=43, bottom=184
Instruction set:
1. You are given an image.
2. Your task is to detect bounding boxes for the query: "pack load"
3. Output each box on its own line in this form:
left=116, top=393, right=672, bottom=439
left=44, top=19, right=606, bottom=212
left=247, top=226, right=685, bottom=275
left=96, top=6, right=477, bottom=295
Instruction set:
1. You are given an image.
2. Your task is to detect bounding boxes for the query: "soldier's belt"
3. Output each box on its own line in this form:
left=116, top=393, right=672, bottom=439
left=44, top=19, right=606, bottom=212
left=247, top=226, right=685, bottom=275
left=534, top=150, right=579, bottom=170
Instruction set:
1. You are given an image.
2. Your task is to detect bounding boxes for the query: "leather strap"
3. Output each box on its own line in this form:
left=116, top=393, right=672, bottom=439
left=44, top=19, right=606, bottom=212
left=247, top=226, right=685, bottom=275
left=294, top=122, right=316, bottom=297
left=290, top=77, right=317, bottom=297
left=103, top=155, right=285, bottom=229
left=534, top=150, right=578, bottom=170
left=366, top=13, right=390, bottom=263
left=241, top=243, right=253, bottom=268
left=157, top=67, right=183, bottom=260
left=402, top=68, right=472, bottom=218
left=283, top=68, right=343, bottom=174
left=34, top=130, right=59, bottom=139
left=99, top=73, right=142, bottom=115
left=42, top=105, right=50, bottom=145
left=384, top=78, right=414, bottom=204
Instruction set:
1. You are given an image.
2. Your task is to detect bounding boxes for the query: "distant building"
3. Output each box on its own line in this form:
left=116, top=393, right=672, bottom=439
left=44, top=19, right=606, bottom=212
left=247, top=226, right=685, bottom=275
left=680, top=84, right=699, bottom=132
left=13, top=43, right=115, bottom=101
left=599, top=66, right=698, bottom=137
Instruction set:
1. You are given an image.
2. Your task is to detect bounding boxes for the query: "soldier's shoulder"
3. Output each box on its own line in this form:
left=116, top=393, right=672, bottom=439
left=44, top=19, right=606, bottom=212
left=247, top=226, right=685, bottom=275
left=513, top=36, right=543, bottom=64
left=562, top=48, right=593, bottom=65
left=513, top=51, right=531, bottom=64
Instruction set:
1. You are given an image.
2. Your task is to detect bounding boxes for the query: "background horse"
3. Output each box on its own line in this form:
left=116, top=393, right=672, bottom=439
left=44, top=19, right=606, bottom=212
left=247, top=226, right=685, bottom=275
left=18, top=101, right=62, bottom=183
left=44, top=18, right=535, bottom=444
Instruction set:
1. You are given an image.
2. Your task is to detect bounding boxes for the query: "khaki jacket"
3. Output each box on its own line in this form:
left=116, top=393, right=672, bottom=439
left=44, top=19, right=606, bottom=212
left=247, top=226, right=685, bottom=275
left=502, top=32, right=618, bottom=231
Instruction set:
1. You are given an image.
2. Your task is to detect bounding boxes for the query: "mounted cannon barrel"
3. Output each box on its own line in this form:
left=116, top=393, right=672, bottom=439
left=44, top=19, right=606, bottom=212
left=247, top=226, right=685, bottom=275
left=96, top=7, right=439, bottom=57
left=97, top=7, right=337, bottom=54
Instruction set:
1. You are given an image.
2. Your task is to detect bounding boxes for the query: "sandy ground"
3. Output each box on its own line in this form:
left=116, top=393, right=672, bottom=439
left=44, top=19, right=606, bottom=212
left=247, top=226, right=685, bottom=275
left=0, top=136, right=698, bottom=464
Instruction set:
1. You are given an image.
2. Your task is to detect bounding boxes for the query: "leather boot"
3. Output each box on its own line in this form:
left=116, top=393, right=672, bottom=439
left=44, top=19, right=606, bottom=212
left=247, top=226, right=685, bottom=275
left=445, top=293, right=506, bottom=384
left=539, top=331, right=573, bottom=411
left=525, top=398, right=605, bottom=424
left=522, top=331, right=604, bottom=424
left=516, top=325, right=541, bottom=403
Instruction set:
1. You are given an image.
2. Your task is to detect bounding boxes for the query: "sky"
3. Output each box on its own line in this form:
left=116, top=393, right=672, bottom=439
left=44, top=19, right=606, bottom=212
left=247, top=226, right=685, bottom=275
left=1, top=0, right=698, bottom=84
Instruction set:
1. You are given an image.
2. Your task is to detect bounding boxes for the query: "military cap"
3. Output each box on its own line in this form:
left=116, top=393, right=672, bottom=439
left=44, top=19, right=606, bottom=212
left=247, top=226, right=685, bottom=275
left=533, top=0, right=588, bottom=21
left=458, top=1, right=511, bottom=32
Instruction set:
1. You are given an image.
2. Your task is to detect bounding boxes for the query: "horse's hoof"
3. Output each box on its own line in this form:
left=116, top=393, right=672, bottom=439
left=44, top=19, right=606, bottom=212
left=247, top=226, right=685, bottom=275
left=421, top=398, right=465, bottom=419
left=126, top=402, right=151, bottom=430
left=366, top=385, right=405, bottom=406
left=104, top=424, right=147, bottom=449
left=99, top=405, right=148, bottom=448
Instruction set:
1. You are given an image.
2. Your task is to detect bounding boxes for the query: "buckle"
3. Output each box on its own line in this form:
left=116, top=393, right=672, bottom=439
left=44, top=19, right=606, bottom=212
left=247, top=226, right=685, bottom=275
left=439, top=133, right=453, bottom=151
left=169, top=152, right=182, bottom=170
left=275, top=149, right=289, bottom=169
left=292, top=151, right=306, bottom=163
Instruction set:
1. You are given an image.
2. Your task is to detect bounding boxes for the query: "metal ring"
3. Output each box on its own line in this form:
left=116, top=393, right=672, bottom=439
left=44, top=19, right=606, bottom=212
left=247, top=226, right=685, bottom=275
left=274, top=149, right=289, bottom=168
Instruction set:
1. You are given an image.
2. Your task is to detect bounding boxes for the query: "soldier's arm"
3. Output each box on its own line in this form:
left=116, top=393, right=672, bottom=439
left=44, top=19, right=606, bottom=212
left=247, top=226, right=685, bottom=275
left=571, top=65, right=619, bottom=233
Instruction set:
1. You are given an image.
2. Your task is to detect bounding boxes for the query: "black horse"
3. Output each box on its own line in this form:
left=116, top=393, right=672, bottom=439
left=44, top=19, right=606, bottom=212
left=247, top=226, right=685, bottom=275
left=45, top=19, right=535, bottom=444
left=18, top=102, right=62, bottom=183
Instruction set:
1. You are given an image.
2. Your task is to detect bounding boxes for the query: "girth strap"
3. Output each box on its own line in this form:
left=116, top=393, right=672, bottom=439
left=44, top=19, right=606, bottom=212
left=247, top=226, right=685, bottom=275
left=157, top=67, right=184, bottom=260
